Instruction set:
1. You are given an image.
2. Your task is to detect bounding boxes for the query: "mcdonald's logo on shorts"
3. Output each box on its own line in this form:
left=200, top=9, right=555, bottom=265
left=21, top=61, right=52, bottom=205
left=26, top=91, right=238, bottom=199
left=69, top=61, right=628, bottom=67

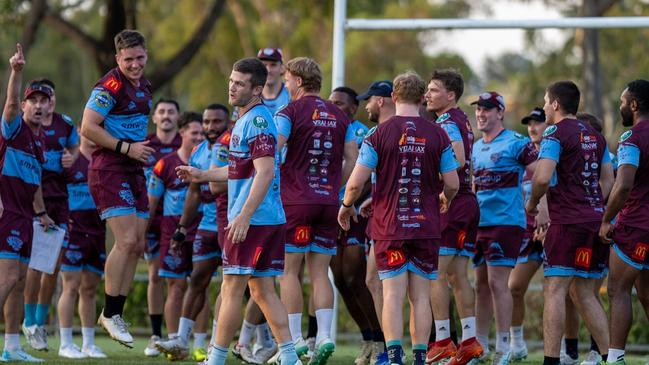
left=387, top=249, right=406, bottom=267
left=632, top=242, right=649, bottom=261
left=574, top=247, right=592, bottom=268
left=457, top=230, right=467, bottom=249
left=102, top=76, right=122, bottom=93
left=253, top=246, right=263, bottom=265
left=293, top=226, right=311, bottom=244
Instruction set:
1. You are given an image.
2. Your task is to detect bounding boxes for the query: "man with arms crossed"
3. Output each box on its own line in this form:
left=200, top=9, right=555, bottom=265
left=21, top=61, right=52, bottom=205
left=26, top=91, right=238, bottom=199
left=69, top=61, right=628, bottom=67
left=526, top=81, right=613, bottom=365
left=599, top=79, right=649, bottom=364
left=143, top=98, right=182, bottom=356
left=275, top=57, right=358, bottom=364
left=339, top=71, right=459, bottom=365
left=424, top=69, right=482, bottom=365
left=178, top=57, right=301, bottom=365
left=80, top=29, right=154, bottom=347
left=0, top=44, right=50, bottom=362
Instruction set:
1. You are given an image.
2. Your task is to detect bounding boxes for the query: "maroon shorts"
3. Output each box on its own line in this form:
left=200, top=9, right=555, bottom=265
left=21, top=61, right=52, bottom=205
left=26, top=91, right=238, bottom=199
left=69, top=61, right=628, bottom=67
left=440, top=194, right=479, bottom=257
left=88, top=168, right=149, bottom=220
left=517, top=227, right=544, bottom=264
left=374, top=239, right=439, bottom=280
left=192, top=229, right=222, bottom=263
left=284, top=204, right=338, bottom=255
left=222, top=225, right=285, bottom=277
left=473, top=226, right=524, bottom=267
left=543, top=222, right=609, bottom=278
left=612, top=224, right=649, bottom=271
left=60, top=231, right=106, bottom=275
left=339, top=215, right=368, bottom=247
left=0, top=211, right=33, bottom=263
left=158, top=216, right=194, bottom=279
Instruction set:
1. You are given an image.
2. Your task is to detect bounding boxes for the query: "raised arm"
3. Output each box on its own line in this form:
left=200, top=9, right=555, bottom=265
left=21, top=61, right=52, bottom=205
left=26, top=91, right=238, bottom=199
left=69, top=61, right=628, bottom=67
left=2, top=44, right=25, bottom=126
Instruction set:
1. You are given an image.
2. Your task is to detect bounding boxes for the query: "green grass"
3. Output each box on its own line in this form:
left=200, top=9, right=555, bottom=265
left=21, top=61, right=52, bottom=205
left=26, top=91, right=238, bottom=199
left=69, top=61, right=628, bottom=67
left=20, top=336, right=649, bottom=364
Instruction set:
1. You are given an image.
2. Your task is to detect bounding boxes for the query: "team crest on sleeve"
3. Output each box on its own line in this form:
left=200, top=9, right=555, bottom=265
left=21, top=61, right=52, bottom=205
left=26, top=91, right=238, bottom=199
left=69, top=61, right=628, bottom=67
left=619, top=130, right=633, bottom=142
left=253, top=116, right=269, bottom=129
left=514, top=132, right=524, bottom=139
left=102, top=76, right=122, bottom=93
left=95, top=91, right=111, bottom=107
left=543, top=125, right=557, bottom=137
left=366, top=126, right=377, bottom=137
left=355, top=127, right=367, bottom=138
left=436, top=113, right=450, bottom=124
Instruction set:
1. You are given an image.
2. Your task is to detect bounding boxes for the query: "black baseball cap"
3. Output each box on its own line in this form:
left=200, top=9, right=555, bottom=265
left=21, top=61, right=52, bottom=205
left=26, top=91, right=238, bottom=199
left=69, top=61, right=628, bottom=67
left=521, top=107, right=546, bottom=124
left=357, top=80, right=393, bottom=101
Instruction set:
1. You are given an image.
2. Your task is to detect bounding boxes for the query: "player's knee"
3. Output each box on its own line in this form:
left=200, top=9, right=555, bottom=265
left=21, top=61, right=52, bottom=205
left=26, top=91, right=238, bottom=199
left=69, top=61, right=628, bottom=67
left=487, top=276, right=507, bottom=293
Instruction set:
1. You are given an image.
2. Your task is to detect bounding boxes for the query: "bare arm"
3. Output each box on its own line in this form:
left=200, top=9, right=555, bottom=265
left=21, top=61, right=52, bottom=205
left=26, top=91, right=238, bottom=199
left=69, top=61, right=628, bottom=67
left=61, top=144, right=80, bottom=169
left=600, top=164, right=636, bottom=242
left=178, top=183, right=202, bottom=228
left=338, top=164, right=372, bottom=231
left=341, top=140, right=359, bottom=185
left=599, top=162, right=615, bottom=201
left=450, top=141, right=465, bottom=168
left=146, top=193, right=161, bottom=232
left=526, top=158, right=557, bottom=215
left=33, top=186, right=54, bottom=228
left=441, top=169, right=459, bottom=206
left=3, top=44, right=24, bottom=125
left=176, top=165, right=228, bottom=184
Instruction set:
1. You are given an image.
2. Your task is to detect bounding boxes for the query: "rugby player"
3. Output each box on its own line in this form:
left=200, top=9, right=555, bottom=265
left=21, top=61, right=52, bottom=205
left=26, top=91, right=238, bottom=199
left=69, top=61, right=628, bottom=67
left=424, top=69, right=483, bottom=365
left=57, top=135, right=107, bottom=359
left=80, top=29, right=154, bottom=347
left=143, top=98, right=182, bottom=356
left=259, top=47, right=290, bottom=115
left=177, top=57, right=301, bottom=365
left=339, top=71, right=460, bottom=365
left=526, top=81, right=613, bottom=365
left=0, top=43, right=49, bottom=362
left=23, top=77, right=79, bottom=352
left=600, top=79, right=649, bottom=364
left=507, top=107, right=548, bottom=361
left=147, top=112, right=205, bottom=358
left=471, top=91, right=539, bottom=365
left=275, top=57, right=358, bottom=364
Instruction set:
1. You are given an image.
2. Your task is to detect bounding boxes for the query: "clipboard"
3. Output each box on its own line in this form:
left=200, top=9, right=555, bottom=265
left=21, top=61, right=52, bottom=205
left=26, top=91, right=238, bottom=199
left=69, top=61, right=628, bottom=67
left=28, top=222, right=65, bottom=274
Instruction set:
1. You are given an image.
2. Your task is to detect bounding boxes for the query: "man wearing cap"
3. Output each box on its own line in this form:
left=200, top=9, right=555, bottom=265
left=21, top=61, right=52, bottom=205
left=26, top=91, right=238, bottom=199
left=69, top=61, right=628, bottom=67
left=80, top=29, right=154, bottom=347
left=507, top=107, right=549, bottom=361
left=470, top=91, right=539, bottom=365
left=22, top=77, right=80, bottom=352
left=526, top=81, right=612, bottom=365
left=0, top=43, right=51, bottom=362
left=424, top=69, right=483, bottom=365
left=258, top=47, right=291, bottom=116
left=275, top=57, right=358, bottom=364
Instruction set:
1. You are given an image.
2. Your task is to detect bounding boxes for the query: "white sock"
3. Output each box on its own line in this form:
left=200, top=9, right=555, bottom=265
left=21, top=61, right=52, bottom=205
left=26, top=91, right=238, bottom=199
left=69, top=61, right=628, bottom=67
left=315, top=308, right=333, bottom=344
left=194, top=333, right=207, bottom=349
left=60, top=327, right=73, bottom=348
left=256, top=322, right=275, bottom=348
left=477, top=334, right=489, bottom=354
left=4, top=333, right=20, bottom=351
left=288, top=313, right=303, bottom=343
left=169, top=332, right=178, bottom=339
left=495, top=332, right=510, bottom=353
left=435, top=319, right=451, bottom=342
left=510, top=326, right=524, bottom=348
left=178, top=317, right=195, bottom=344
left=81, top=327, right=95, bottom=348
left=211, top=320, right=217, bottom=345
left=238, top=320, right=256, bottom=346
left=607, top=348, right=625, bottom=363
left=460, top=317, right=476, bottom=342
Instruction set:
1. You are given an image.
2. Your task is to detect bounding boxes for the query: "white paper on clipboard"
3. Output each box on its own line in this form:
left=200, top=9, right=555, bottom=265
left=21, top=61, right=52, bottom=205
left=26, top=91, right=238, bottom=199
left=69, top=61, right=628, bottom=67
left=29, top=222, right=65, bottom=274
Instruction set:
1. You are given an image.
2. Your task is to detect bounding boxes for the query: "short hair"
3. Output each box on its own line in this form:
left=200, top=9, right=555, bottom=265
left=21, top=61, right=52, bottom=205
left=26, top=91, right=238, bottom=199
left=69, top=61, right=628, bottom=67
left=430, top=69, right=464, bottom=101
left=153, top=98, right=180, bottom=113
left=114, top=30, right=146, bottom=52
left=546, top=81, right=580, bottom=115
left=205, top=103, right=230, bottom=116
left=31, top=78, right=55, bottom=90
left=233, top=58, right=268, bottom=89
left=393, top=71, right=426, bottom=104
left=285, top=57, right=322, bottom=93
left=332, top=86, right=359, bottom=106
left=576, top=112, right=602, bottom=133
left=178, top=111, right=202, bottom=130
left=626, top=79, right=649, bottom=114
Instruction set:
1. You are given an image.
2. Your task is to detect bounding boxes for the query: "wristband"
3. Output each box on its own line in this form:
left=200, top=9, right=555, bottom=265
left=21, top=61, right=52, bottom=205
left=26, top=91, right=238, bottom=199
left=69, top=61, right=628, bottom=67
left=35, top=211, right=46, bottom=217
left=172, top=230, right=186, bottom=242
left=115, top=140, right=123, bottom=154
left=342, top=201, right=353, bottom=208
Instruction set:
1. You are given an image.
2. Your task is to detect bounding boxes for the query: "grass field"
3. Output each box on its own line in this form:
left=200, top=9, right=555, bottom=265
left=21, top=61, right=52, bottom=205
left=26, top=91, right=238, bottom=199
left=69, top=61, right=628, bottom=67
left=23, top=336, right=649, bottom=364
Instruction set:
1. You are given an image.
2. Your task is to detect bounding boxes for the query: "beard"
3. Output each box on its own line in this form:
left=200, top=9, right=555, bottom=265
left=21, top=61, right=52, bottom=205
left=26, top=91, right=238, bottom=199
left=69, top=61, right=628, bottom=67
left=621, top=106, right=634, bottom=127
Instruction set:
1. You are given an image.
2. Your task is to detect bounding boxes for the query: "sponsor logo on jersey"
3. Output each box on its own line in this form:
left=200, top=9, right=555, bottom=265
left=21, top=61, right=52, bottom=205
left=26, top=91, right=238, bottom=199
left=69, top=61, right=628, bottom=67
left=102, top=76, right=122, bottom=93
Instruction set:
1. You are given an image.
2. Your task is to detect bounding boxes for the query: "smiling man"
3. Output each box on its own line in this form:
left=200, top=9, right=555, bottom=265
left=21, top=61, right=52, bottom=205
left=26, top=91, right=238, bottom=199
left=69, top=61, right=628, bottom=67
left=80, top=29, right=154, bottom=348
